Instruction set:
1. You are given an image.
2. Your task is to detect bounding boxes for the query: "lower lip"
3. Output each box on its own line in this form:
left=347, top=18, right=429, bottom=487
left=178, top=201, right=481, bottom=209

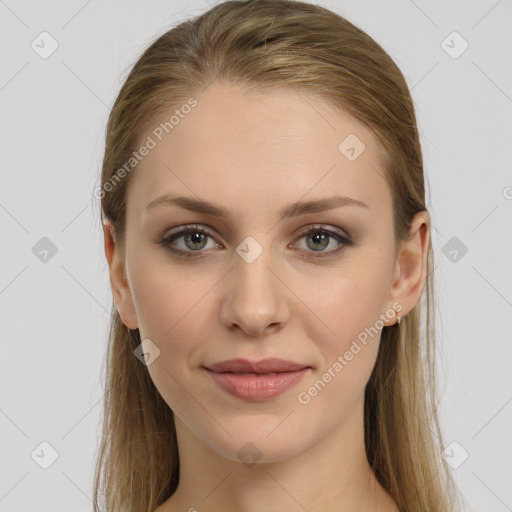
left=204, top=367, right=311, bottom=401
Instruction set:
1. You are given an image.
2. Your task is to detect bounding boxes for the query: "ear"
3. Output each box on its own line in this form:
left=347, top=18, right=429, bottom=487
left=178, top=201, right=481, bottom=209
left=383, top=211, right=430, bottom=325
left=103, top=220, right=139, bottom=330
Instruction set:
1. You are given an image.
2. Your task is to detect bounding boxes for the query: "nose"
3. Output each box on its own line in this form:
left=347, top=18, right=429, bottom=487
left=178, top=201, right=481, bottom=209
left=219, top=245, right=290, bottom=337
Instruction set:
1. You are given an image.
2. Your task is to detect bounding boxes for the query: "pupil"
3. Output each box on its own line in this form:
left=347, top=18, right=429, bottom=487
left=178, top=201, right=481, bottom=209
left=186, top=232, right=206, bottom=250
left=308, top=232, right=328, bottom=251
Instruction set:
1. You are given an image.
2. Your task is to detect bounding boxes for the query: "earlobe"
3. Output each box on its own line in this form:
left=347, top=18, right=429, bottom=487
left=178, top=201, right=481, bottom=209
left=102, top=220, right=139, bottom=330
left=385, top=211, right=430, bottom=323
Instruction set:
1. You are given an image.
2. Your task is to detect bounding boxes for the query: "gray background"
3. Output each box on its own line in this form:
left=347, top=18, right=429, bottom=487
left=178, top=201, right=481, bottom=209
left=1, top=0, right=511, bottom=510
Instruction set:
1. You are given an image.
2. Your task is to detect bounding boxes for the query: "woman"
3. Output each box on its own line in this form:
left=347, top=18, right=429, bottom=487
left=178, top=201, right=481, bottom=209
left=93, top=1, right=463, bottom=510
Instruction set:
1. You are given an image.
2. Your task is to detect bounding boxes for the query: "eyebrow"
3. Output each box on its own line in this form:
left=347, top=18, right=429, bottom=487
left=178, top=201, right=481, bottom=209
left=145, top=194, right=369, bottom=220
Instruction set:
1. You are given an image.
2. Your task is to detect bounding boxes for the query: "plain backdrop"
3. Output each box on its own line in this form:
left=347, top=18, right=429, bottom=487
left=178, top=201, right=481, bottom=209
left=1, top=0, right=511, bottom=510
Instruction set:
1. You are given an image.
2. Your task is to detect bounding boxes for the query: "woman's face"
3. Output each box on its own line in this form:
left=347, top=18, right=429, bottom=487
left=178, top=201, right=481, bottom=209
left=108, top=83, right=416, bottom=464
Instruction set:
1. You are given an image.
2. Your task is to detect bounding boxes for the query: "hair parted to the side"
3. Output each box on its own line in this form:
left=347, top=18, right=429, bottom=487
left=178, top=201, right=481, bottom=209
left=93, top=1, right=463, bottom=511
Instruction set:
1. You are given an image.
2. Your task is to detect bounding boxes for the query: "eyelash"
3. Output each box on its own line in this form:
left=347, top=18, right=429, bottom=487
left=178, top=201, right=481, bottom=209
left=157, top=223, right=354, bottom=261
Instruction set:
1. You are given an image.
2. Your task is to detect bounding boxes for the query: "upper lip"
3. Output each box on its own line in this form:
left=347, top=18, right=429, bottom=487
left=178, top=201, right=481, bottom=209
left=204, top=358, right=311, bottom=374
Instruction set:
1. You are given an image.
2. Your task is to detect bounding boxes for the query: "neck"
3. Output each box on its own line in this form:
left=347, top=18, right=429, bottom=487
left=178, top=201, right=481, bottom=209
left=159, top=399, right=397, bottom=512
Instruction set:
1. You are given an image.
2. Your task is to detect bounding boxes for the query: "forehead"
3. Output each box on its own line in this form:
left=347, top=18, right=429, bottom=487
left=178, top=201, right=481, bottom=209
left=128, top=83, right=391, bottom=219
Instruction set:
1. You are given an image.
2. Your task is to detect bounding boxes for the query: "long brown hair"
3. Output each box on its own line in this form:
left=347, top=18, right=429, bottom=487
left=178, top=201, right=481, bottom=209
left=93, top=1, right=463, bottom=510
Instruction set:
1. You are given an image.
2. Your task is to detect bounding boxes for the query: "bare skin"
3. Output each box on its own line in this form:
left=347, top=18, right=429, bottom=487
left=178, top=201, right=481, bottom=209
left=104, top=82, right=429, bottom=512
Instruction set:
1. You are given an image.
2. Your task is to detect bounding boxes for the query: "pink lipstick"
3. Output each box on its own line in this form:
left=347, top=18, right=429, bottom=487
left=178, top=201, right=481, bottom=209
left=203, top=358, right=312, bottom=401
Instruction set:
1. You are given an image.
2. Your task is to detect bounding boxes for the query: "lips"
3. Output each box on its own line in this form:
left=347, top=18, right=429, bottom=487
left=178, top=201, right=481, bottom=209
left=203, top=358, right=312, bottom=401
left=204, top=358, right=311, bottom=374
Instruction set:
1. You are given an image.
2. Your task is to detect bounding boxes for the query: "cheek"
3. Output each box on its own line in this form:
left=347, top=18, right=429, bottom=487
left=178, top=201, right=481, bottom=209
left=127, top=244, right=213, bottom=340
left=290, top=262, right=392, bottom=402
left=128, top=265, right=216, bottom=412
left=127, top=254, right=225, bottom=377
left=294, top=278, right=387, bottom=413
left=295, top=266, right=390, bottom=346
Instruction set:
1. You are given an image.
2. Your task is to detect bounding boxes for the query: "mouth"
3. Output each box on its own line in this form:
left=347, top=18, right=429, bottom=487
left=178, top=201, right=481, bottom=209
left=202, top=358, right=312, bottom=401
left=203, top=357, right=312, bottom=374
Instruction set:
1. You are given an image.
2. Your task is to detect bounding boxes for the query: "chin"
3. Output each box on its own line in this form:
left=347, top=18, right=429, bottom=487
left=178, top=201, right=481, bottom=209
left=198, top=419, right=313, bottom=466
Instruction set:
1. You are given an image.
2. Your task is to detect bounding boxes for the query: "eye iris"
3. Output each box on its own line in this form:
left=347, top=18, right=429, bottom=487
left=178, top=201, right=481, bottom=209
left=307, top=232, right=329, bottom=251
left=185, top=232, right=207, bottom=250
